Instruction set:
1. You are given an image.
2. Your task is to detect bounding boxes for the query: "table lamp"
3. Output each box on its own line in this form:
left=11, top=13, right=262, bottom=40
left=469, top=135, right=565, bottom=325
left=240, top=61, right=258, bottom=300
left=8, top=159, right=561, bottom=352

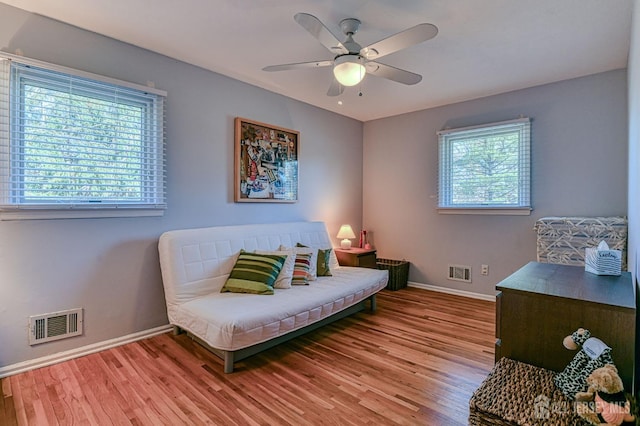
left=337, top=224, right=356, bottom=249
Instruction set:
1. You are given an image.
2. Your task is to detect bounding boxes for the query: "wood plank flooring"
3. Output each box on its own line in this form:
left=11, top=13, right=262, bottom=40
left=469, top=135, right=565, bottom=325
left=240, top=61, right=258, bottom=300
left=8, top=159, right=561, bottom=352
left=1, top=288, right=495, bottom=425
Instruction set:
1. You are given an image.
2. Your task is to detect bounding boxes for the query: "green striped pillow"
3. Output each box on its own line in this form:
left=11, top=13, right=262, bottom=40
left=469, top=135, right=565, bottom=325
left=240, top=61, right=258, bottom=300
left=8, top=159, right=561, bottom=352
left=221, top=250, right=286, bottom=295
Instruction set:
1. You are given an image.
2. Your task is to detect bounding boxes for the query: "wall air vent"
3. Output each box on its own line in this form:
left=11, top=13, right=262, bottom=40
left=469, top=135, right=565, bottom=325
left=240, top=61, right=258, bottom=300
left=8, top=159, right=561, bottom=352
left=29, top=308, right=83, bottom=345
left=448, top=264, right=471, bottom=283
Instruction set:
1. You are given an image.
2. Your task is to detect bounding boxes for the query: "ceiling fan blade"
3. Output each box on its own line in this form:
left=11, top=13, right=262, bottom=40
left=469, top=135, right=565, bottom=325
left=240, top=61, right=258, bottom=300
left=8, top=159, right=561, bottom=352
left=262, top=60, right=333, bottom=72
left=327, top=79, right=344, bottom=96
left=366, top=61, right=422, bottom=85
left=360, top=23, right=438, bottom=60
left=294, top=13, right=349, bottom=55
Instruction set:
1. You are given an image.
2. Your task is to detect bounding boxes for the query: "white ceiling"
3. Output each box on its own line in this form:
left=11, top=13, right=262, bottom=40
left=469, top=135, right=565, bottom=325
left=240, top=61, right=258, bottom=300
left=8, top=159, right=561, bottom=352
left=1, top=0, right=633, bottom=122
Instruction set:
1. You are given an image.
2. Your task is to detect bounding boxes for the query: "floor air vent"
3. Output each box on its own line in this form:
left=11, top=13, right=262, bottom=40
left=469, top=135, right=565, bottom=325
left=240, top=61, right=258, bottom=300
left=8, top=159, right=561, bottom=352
left=29, top=308, right=83, bottom=345
left=448, top=264, right=471, bottom=283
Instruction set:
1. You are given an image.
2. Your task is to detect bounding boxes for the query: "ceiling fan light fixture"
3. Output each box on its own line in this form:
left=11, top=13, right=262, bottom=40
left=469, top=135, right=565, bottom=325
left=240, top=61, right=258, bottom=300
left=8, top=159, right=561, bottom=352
left=333, top=55, right=365, bottom=86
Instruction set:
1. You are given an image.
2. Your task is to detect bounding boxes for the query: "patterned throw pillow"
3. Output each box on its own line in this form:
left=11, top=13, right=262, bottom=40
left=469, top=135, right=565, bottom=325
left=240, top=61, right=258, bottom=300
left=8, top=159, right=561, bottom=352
left=280, top=244, right=315, bottom=280
left=291, top=252, right=312, bottom=285
left=221, top=250, right=286, bottom=295
left=317, top=248, right=333, bottom=277
left=295, top=243, right=318, bottom=280
left=255, top=249, right=295, bottom=289
left=297, top=243, right=333, bottom=277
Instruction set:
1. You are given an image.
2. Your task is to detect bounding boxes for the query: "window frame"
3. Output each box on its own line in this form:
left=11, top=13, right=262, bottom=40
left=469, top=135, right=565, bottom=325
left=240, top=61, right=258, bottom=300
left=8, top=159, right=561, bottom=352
left=0, top=53, right=167, bottom=220
left=437, top=117, right=532, bottom=215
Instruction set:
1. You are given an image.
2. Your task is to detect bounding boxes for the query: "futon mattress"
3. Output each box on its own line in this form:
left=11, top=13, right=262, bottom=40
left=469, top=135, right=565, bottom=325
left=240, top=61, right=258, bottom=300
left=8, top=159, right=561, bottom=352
left=168, top=266, right=387, bottom=351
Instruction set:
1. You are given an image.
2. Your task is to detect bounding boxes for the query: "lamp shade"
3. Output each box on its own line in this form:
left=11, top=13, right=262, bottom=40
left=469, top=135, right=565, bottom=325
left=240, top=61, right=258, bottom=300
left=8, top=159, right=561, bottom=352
left=336, top=224, right=356, bottom=239
left=333, top=55, right=365, bottom=87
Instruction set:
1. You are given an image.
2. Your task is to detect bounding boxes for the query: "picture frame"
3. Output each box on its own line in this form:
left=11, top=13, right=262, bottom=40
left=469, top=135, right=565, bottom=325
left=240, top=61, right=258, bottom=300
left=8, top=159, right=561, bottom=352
left=234, top=117, right=299, bottom=203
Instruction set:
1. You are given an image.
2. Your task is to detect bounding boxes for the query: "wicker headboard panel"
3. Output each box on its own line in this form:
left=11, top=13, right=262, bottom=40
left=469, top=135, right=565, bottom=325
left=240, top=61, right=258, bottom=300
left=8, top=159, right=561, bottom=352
left=534, top=216, right=628, bottom=269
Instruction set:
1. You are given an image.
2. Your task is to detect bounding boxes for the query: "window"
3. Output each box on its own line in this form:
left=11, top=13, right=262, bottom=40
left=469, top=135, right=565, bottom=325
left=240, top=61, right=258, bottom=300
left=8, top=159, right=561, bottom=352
left=438, top=117, right=531, bottom=214
left=0, top=53, right=166, bottom=220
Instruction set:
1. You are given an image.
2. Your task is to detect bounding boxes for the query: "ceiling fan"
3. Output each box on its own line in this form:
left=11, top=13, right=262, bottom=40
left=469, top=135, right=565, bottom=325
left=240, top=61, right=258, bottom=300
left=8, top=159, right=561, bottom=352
left=262, top=13, right=438, bottom=96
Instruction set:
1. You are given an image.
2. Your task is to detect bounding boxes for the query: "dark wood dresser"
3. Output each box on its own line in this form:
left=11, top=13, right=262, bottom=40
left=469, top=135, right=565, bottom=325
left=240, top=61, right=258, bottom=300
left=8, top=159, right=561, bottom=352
left=495, top=261, right=636, bottom=392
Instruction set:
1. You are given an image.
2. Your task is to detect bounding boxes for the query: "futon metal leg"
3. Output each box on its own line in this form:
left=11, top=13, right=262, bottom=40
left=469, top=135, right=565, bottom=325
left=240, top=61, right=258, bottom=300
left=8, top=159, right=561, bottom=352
left=223, top=351, right=235, bottom=373
left=370, top=294, right=377, bottom=313
left=173, top=325, right=184, bottom=336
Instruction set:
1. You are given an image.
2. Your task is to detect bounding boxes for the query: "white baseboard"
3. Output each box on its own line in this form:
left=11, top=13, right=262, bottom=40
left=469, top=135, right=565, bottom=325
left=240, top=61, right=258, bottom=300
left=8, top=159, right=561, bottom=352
left=0, top=324, right=173, bottom=379
left=407, top=281, right=497, bottom=302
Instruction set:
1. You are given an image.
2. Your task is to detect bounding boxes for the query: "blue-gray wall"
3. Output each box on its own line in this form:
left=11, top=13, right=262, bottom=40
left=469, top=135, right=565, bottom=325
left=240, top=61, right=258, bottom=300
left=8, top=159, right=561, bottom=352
left=363, top=70, right=628, bottom=296
left=0, top=3, right=364, bottom=369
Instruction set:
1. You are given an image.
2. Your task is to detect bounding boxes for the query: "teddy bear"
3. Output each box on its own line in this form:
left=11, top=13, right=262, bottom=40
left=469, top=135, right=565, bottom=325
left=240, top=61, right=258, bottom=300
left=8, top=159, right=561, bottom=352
left=553, top=328, right=615, bottom=400
left=574, top=364, right=635, bottom=425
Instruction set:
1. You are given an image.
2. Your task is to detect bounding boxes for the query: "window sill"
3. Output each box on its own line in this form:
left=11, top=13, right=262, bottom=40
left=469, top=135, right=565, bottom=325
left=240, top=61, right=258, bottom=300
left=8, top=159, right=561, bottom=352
left=0, top=208, right=165, bottom=221
left=437, top=207, right=532, bottom=216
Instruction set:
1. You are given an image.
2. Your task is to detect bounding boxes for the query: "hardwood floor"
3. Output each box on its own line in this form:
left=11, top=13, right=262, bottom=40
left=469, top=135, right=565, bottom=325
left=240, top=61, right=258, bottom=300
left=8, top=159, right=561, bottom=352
left=1, top=288, right=495, bottom=425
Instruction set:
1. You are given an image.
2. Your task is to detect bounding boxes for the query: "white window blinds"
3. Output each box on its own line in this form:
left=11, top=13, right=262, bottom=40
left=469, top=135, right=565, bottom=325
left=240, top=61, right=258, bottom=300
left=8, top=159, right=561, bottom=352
left=0, top=53, right=166, bottom=219
left=438, top=118, right=531, bottom=213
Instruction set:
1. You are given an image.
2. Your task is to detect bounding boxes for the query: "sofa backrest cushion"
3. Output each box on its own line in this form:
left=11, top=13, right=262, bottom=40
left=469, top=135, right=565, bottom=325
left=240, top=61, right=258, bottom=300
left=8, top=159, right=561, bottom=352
left=158, top=221, right=338, bottom=307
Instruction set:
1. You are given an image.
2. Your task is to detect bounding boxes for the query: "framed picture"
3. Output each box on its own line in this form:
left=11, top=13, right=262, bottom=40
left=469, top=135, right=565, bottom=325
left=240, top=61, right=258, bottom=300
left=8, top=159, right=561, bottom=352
left=234, top=117, right=299, bottom=203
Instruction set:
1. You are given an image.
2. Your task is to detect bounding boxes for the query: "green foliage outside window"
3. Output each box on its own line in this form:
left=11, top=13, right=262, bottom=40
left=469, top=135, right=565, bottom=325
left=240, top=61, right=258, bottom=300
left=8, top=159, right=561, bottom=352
left=449, top=130, right=520, bottom=205
left=438, top=118, right=531, bottom=211
left=0, top=55, right=166, bottom=219
left=21, top=84, right=145, bottom=202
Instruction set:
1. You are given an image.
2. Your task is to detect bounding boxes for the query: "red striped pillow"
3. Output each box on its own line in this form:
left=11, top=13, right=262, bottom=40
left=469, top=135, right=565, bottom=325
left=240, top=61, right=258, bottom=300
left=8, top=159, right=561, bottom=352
left=292, top=252, right=311, bottom=285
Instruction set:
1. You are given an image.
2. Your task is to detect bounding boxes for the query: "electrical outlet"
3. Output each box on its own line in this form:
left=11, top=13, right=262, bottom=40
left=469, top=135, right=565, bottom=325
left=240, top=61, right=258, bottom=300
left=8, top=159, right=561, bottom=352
left=481, top=264, right=489, bottom=276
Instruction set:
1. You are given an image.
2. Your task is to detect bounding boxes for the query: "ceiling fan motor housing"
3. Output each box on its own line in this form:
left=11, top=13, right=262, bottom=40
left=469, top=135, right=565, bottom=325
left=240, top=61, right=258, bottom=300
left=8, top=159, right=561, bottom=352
left=340, top=18, right=361, bottom=36
left=340, top=18, right=363, bottom=54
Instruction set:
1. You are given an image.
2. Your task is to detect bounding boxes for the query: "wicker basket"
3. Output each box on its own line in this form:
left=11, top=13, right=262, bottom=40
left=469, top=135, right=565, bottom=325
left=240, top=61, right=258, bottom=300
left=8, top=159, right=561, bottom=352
left=469, top=358, right=586, bottom=425
left=376, top=258, right=409, bottom=290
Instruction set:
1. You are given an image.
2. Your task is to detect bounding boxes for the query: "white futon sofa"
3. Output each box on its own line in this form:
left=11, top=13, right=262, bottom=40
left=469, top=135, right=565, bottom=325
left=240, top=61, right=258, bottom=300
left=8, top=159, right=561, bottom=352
left=158, top=221, right=388, bottom=373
